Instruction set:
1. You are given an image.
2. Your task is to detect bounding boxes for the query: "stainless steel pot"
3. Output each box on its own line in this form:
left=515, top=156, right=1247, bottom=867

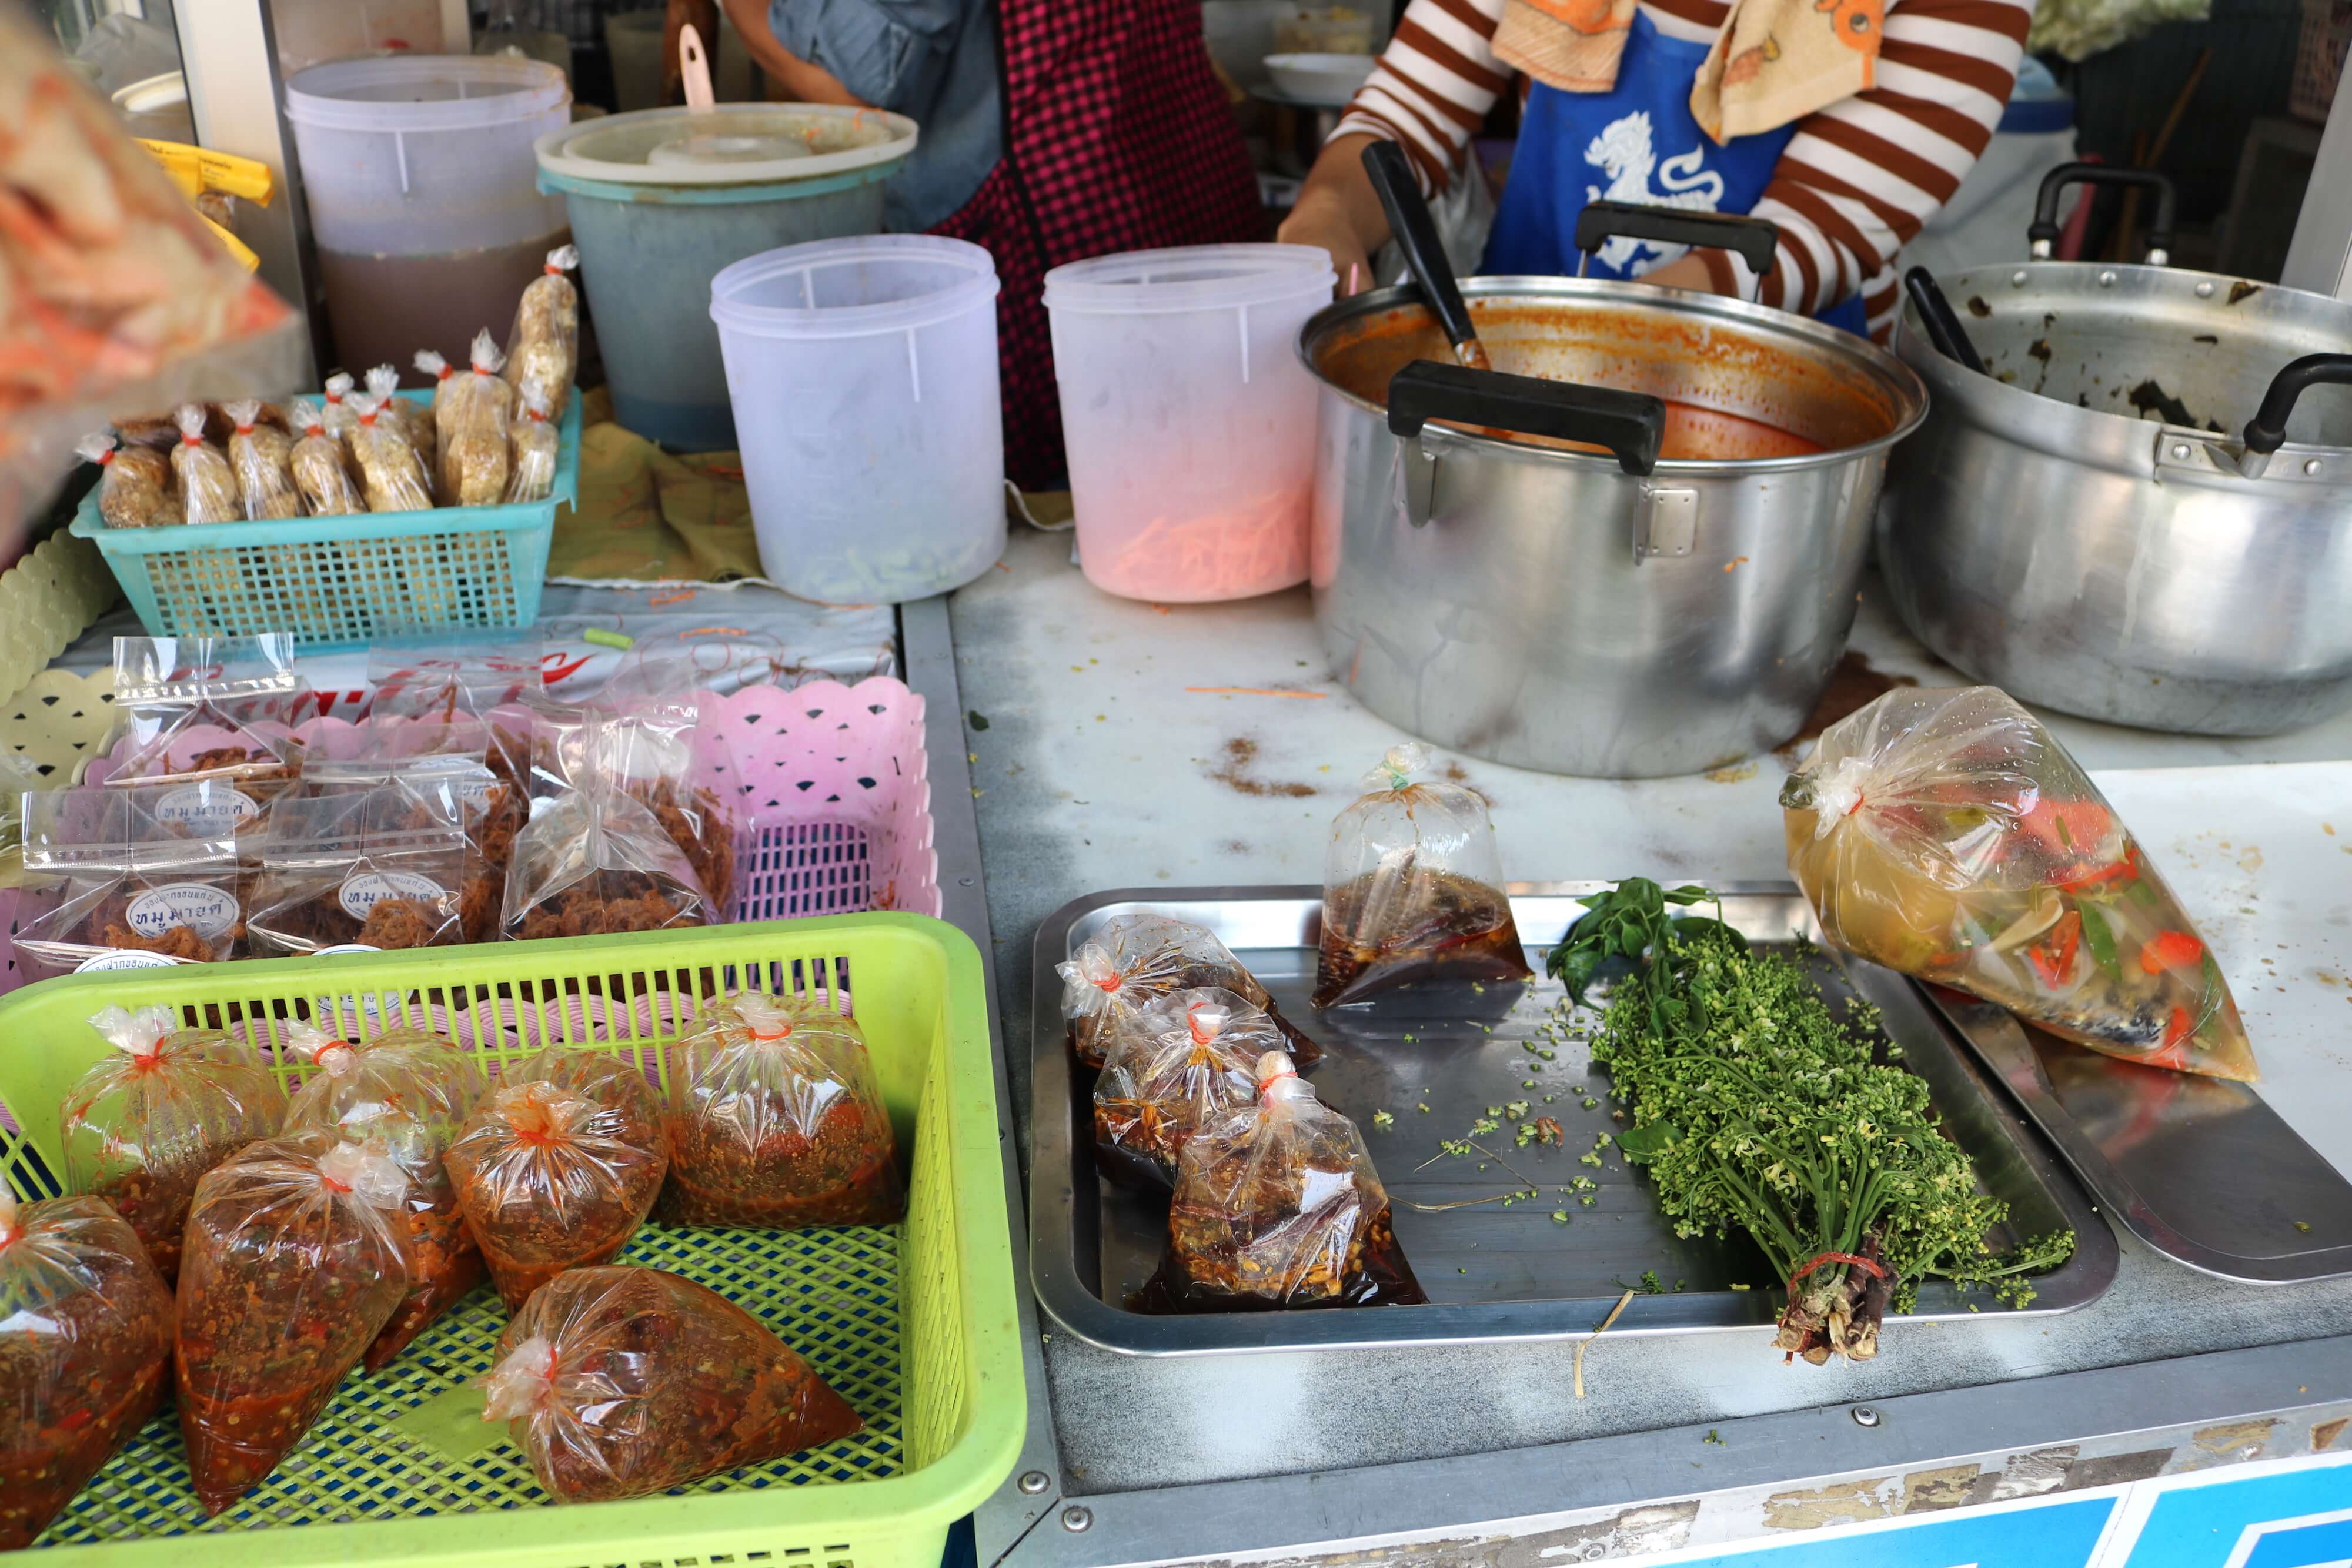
left=1879, top=165, right=2352, bottom=737
left=1301, top=277, right=1927, bottom=778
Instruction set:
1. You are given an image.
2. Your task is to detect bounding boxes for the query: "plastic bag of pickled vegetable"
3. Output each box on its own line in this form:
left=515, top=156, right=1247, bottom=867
left=482, top=1265, right=862, bottom=1503
left=283, top=1022, right=485, bottom=1368
left=445, top=1047, right=669, bottom=1309
left=59, top=1003, right=286, bottom=1283
left=103, top=632, right=308, bottom=797
left=1313, top=743, right=1531, bottom=1008
left=1057, top=911, right=1322, bottom=1070
left=659, top=992, right=902, bottom=1229
left=78, top=432, right=171, bottom=527
left=176, top=1132, right=411, bottom=1513
left=504, top=245, right=580, bottom=416
left=505, top=384, right=558, bottom=504
left=288, top=399, right=363, bottom=516
left=169, top=403, right=240, bottom=524
left=1134, top=1050, right=1424, bottom=1312
left=1094, top=987, right=1272, bottom=1192
left=0, top=1188, right=176, bottom=1549
left=1782, top=685, right=2257, bottom=1082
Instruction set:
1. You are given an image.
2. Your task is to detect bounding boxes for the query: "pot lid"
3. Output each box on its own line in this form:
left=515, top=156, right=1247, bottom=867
left=536, top=102, right=917, bottom=186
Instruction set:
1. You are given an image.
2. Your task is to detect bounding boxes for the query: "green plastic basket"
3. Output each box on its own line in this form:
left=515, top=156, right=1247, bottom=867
left=66, top=390, right=576, bottom=654
left=0, top=915, right=1023, bottom=1568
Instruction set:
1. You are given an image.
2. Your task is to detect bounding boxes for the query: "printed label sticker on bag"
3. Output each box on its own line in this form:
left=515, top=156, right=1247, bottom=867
left=340, top=871, right=449, bottom=921
left=155, top=784, right=259, bottom=834
left=126, top=884, right=240, bottom=941
left=75, top=950, right=183, bottom=972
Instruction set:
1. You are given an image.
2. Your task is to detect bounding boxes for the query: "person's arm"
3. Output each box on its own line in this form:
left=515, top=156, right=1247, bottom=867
left=720, top=0, right=871, bottom=105
left=1277, top=0, right=1511, bottom=292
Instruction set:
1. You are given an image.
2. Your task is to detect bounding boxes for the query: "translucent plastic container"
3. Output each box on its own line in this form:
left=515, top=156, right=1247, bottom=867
left=284, top=56, right=572, bottom=380
left=710, top=236, right=1005, bottom=605
left=1045, top=245, right=1334, bottom=603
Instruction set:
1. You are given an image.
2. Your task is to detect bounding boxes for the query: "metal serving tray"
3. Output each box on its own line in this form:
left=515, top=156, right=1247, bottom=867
left=1029, top=884, right=2117, bottom=1356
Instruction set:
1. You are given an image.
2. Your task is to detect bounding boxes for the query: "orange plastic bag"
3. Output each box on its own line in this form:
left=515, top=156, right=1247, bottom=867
left=1783, top=685, right=2257, bottom=1082
left=482, top=1265, right=862, bottom=1503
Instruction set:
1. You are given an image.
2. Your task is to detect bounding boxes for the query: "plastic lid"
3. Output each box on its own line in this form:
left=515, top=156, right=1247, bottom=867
left=710, top=234, right=1000, bottom=340
left=1044, top=244, right=1335, bottom=315
left=286, top=55, right=569, bottom=132
left=537, top=102, right=917, bottom=187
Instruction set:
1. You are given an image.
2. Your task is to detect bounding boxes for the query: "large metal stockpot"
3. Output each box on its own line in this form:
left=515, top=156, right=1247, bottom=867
left=1301, top=278, right=1928, bottom=778
left=1879, top=170, right=2352, bottom=736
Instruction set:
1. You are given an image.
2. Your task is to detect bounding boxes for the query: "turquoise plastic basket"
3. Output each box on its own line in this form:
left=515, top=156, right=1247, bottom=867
left=68, top=390, right=576, bottom=653
left=0, top=915, right=1024, bottom=1568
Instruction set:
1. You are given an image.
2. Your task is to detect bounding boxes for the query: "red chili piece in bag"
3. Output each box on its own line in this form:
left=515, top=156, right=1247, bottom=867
left=482, top=1266, right=863, bottom=1503
left=0, top=1190, right=176, bottom=1549
left=175, top=1134, right=412, bottom=1513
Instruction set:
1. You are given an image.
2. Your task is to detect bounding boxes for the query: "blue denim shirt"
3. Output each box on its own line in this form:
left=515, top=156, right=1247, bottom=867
left=768, top=0, right=1001, bottom=232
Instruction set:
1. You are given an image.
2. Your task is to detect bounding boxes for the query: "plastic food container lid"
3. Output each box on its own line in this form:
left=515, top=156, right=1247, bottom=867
left=538, top=102, right=917, bottom=186
left=710, top=234, right=1000, bottom=340
left=1044, top=244, right=1336, bottom=315
left=285, top=55, right=569, bottom=132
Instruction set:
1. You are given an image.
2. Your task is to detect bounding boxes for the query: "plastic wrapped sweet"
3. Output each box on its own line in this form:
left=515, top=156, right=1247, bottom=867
left=445, top=1048, right=669, bottom=1309
left=349, top=393, right=433, bottom=514
left=58, top=1003, right=285, bottom=1283
left=220, top=398, right=300, bottom=520
left=659, top=992, right=903, bottom=1229
left=287, top=397, right=364, bottom=516
left=283, top=1022, right=485, bottom=1369
left=1135, top=1051, right=1424, bottom=1312
left=1314, top=744, right=1531, bottom=1008
left=482, top=1266, right=863, bottom=1504
left=175, top=1133, right=411, bottom=1513
left=505, top=245, right=580, bottom=417
left=505, top=385, right=558, bottom=504
left=365, top=363, right=437, bottom=479
left=169, top=402, right=240, bottom=524
left=0, top=1189, right=176, bottom=1550
left=1094, top=987, right=1271, bottom=1192
left=1057, top=912, right=1322, bottom=1070
left=78, top=432, right=171, bottom=528
left=321, top=371, right=359, bottom=440
left=1782, top=685, right=2258, bottom=1082
left=15, top=785, right=253, bottom=980
left=415, top=349, right=460, bottom=433
left=441, top=329, right=514, bottom=508
left=246, top=783, right=470, bottom=955
left=102, top=633, right=307, bottom=795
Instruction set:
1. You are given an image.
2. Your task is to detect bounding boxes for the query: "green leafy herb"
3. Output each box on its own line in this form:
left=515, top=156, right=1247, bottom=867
left=1547, top=878, right=1747, bottom=1012
left=2078, top=901, right=2122, bottom=982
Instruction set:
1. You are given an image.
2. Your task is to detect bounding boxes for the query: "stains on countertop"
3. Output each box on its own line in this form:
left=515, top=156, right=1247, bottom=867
left=1207, top=736, right=1319, bottom=799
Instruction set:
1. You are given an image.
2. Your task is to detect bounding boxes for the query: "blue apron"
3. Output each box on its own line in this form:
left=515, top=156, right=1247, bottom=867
left=1481, top=11, right=1870, bottom=337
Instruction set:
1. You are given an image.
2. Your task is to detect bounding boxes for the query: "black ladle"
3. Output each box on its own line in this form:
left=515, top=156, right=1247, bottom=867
left=1903, top=266, right=1987, bottom=376
left=1361, top=140, right=1492, bottom=372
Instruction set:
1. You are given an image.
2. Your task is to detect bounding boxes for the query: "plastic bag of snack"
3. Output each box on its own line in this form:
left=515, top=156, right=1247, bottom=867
left=440, top=330, right=513, bottom=508
left=503, top=245, right=580, bottom=416
left=415, top=349, right=460, bottom=436
left=246, top=783, right=470, bottom=956
left=0, top=1188, right=176, bottom=1550
left=505, top=704, right=717, bottom=939
left=659, top=992, right=902, bottom=1228
left=445, top=1047, right=669, bottom=1308
left=321, top=371, right=359, bottom=439
left=16, top=786, right=254, bottom=979
left=349, top=393, right=433, bottom=514
left=482, top=1265, right=861, bottom=1503
left=1094, top=987, right=1272, bottom=1192
left=365, top=363, right=437, bottom=479
left=77, top=432, right=171, bottom=528
left=175, top=1132, right=410, bottom=1513
left=287, top=398, right=363, bottom=516
left=1136, top=1051, right=1424, bottom=1312
left=586, top=654, right=741, bottom=910
left=505, top=385, right=559, bottom=505
left=1057, top=912, right=1322, bottom=1070
left=220, top=398, right=300, bottom=520
left=59, top=1002, right=286, bottom=1282
left=102, top=633, right=307, bottom=795
left=169, top=402, right=240, bottom=524
left=1313, top=744, right=1531, bottom=1008
left=283, top=1022, right=485, bottom=1368
left=1781, top=685, right=2259, bottom=1082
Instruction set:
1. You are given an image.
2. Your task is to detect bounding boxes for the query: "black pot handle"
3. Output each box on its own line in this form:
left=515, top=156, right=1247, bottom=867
left=2028, top=163, right=2177, bottom=265
left=1573, top=201, right=1780, bottom=278
left=2241, top=354, right=2352, bottom=472
left=1387, top=360, right=1665, bottom=476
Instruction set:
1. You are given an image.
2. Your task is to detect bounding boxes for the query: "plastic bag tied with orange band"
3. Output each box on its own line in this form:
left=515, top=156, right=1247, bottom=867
left=1093, top=986, right=1272, bottom=1192
left=1057, top=911, right=1322, bottom=1070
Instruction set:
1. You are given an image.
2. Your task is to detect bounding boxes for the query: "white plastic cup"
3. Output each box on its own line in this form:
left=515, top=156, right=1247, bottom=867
left=710, top=235, right=1005, bottom=604
left=1044, top=245, right=1335, bottom=603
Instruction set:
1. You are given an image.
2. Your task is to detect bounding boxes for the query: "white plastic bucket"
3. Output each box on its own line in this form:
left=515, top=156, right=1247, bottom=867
left=710, top=235, right=1005, bottom=604
left=1044, top=245, right=1335, bottom=602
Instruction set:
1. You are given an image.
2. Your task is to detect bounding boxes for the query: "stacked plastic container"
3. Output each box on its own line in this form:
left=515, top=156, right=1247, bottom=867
left=1044, top=245, right=1335, bottom=603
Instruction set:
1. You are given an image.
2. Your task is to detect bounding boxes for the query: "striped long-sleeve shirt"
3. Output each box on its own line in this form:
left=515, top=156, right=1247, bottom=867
left=1334, top=0, right=2033, bottom=337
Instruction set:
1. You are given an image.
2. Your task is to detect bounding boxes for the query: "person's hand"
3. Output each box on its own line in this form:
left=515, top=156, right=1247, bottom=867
left=1640, top=253, right=1737, bottom=295
left=1280, top=186, right=1377, bottom=295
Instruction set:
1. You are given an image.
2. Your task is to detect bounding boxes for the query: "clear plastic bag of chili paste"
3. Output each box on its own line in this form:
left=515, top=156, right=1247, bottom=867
left=1782, top=684, right=2259, bottom=1082
left=1057, top=912, right=1322, bottom=1070
left=445, top=1048, right=669, bottom=1309
left=1094, top=987, right=1271, bottom=1193
left=175, top=1134, right=412, bottom=1513
left=0, top=1189, right=176, bottom=1549
left=283, top=1022, right=486, bottom=1369
left=246, top=783, right=470, bottom=955
left=658, top=992, right=902, bottom=1229
left=504, top=703, right=717, bottom=940
left=1313, top=744, right=1531, bottom=1008
left=61, top=1004, right=286, bottom=1283
left=482, top=1265, right=862, bottom=1503
left=1135, top=1051, right=1424, bottom=1312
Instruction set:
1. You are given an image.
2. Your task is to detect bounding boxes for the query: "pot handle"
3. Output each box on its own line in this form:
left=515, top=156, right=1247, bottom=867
left=1573, top=202, right=1780, bottom=279
left=2029, top=163, right=2177, bottom=265
left=1387, top=360, right=1666, bottom=476
left=2237, top=353, right=2352, bottom=477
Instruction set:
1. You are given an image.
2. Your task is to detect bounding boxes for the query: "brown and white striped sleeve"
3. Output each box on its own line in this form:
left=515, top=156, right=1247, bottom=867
left=1330, top=0, right=1512, bottom=196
